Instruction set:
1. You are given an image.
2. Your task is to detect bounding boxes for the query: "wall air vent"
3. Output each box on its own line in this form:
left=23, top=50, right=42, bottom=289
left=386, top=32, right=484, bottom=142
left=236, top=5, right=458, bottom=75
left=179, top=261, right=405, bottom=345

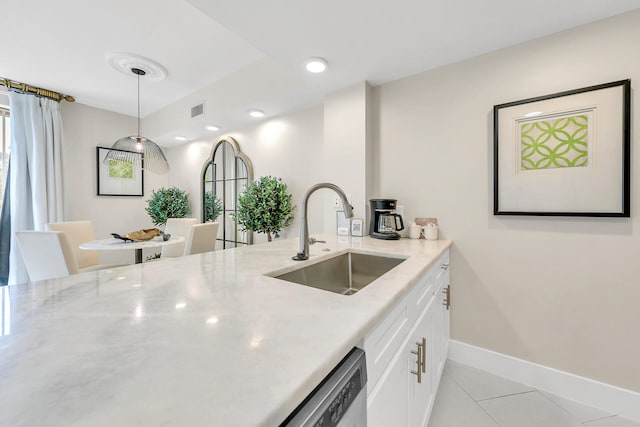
left=191, top=102, right=204, bottom=118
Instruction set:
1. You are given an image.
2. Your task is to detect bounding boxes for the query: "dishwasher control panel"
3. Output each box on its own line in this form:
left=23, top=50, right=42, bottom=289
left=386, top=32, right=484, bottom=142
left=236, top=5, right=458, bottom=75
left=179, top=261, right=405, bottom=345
left=316, top=369, right=363, bottom=426
left=280, top=347, right=367, bottom=427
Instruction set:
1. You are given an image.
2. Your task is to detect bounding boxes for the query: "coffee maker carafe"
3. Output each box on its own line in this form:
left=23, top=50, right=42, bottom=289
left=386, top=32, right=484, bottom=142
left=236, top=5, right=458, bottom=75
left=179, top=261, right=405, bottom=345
left=369, top=199, right=405, bottom=240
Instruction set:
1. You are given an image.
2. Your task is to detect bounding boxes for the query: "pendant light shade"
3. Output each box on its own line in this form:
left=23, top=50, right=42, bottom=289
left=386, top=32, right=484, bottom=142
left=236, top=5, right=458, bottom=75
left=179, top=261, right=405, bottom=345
left=104, top=67, right=169, bottom=174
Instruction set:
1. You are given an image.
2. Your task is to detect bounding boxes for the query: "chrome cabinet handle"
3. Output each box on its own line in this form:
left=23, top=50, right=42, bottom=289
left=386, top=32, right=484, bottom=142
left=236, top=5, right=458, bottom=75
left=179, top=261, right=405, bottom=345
left=440, top=263, right=449, bottom=270
left=421, top=337, right=426, bottom=373
left=410, top=341, right=423, bottom=383
left=442, top=285, right=451, bottom=310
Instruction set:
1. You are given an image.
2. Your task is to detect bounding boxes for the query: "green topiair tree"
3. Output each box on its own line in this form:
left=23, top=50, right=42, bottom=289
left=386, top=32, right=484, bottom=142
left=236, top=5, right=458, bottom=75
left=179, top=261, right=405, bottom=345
left=233, top=176, right=295, bottom=242
left=146, top=186, right=192, bottom=226
left=204, top=191, right=223, bottom=222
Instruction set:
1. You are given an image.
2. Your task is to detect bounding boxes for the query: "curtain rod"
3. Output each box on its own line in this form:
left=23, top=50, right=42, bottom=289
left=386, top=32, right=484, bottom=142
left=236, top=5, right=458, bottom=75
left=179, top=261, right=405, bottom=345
left=0, top=78, right=75, bottom=103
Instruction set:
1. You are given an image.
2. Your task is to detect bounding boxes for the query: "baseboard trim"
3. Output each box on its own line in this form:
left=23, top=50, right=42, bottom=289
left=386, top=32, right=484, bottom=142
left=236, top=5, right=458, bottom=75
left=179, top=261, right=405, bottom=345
left=448, top=340, right=640, bottom=422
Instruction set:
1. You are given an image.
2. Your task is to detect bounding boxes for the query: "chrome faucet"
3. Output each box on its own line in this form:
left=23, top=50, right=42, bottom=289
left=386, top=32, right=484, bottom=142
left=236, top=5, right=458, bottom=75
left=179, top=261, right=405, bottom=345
left=293, top=183, right=354, bottom=261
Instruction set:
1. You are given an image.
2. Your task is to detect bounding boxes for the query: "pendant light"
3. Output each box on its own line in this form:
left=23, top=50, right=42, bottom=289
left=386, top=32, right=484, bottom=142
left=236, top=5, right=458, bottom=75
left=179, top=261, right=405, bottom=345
left=104, top=67, right=169, bottom=174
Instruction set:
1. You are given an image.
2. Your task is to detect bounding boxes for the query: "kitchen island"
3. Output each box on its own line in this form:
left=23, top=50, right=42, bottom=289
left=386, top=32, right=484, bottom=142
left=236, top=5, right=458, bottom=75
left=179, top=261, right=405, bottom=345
left=0, top=234, right=451, bottom=426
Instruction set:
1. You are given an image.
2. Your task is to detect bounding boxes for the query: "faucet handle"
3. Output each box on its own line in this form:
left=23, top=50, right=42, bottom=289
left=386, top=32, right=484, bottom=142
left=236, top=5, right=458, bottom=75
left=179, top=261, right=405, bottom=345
left=309, top=237, right=326, bottom=244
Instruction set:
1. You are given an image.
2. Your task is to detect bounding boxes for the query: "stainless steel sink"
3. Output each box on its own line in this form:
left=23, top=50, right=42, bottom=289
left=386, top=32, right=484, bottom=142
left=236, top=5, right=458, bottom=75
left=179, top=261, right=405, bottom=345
left=269, top=251, right=407, bottom=295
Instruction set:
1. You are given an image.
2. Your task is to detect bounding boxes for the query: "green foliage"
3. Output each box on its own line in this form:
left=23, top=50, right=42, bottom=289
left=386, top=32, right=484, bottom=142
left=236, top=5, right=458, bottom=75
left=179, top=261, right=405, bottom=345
left=233, top=176, right=295, bottom=241
left=204, top=191, right=223, bottom=222
left=146, top=253, right=161, bottom=261
left=145, top=186, right=191, bottom=226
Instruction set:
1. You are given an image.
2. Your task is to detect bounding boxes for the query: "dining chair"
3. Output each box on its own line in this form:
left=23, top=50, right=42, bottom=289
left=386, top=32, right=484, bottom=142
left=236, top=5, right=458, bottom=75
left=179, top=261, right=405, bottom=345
left=15, top=231, right=79, bottom=281
left=160, top=218, right=198, bottom=258
left=45, top=220, right=123, bottom=271
left=184, top=222, right=219, bottom=256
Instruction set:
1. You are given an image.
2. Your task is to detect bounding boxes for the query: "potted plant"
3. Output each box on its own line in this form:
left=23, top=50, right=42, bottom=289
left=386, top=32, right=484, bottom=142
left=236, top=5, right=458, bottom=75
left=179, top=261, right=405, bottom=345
left=204, top=191, right=223, bottom=222
left=233, top=176, right=295, bottom=242
left=146, top=186, right=192, bottom=226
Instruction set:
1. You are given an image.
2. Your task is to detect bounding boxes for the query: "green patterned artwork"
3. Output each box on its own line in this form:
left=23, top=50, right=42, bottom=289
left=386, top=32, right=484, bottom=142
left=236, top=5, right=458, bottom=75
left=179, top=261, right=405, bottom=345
left=108, top=159, right=134, bottom=179
left=520, top=114, right=588, bottom=170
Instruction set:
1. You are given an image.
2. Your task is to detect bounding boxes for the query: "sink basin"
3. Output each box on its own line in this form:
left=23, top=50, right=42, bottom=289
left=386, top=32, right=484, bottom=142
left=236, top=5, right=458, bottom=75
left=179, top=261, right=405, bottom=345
left=269, top=251, right=407, bottom=295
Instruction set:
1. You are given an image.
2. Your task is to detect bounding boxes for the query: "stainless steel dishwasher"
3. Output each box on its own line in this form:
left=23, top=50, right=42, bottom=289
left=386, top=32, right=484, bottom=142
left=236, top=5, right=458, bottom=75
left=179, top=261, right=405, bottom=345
left=281, top=347, right=367, bottom=427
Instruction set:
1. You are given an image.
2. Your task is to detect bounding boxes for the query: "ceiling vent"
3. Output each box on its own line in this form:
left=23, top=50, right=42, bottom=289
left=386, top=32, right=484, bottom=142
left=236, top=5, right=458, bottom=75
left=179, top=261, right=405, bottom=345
left=191, top=102, right=204, bottom=118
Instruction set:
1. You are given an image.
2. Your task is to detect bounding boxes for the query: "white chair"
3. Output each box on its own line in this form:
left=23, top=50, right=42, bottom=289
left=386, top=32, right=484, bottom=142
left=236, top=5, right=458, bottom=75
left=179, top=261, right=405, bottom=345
left=160, top=218, right=198, bottom=258
left=184, top=222, right=219, bottom=256
left=15, top=231, right=79, bottom=281
left=45, top=220, right=124, bottom=271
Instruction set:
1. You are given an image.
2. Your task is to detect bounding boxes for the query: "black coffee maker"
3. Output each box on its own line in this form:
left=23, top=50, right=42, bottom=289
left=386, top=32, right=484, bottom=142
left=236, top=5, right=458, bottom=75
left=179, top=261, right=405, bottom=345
left=369, top=199, right=405, bottom=240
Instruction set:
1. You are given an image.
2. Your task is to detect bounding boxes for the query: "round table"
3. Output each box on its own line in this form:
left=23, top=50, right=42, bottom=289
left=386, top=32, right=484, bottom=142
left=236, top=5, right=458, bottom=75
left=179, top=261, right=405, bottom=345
left=80, top=235, right=186, bottom=264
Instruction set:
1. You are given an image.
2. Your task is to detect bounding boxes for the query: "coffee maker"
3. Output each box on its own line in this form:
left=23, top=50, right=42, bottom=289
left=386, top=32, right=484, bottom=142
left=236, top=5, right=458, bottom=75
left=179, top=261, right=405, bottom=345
left=369, top=199, right=405, bottom=240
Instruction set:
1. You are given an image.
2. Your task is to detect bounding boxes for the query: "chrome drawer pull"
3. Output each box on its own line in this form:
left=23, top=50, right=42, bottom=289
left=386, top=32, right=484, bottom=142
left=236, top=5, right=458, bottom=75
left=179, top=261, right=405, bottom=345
left=410, top=340, right=423, bottom=383
left=442, top=286, right=451, bottom=310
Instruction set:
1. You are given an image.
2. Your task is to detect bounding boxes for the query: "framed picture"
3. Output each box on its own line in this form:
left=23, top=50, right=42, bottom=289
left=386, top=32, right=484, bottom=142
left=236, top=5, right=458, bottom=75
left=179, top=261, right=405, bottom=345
left=494, top=80, right=630, bottom=217
left=96, top=146, right=144, bottom=196
left=351, top=218, right=364, bottom=237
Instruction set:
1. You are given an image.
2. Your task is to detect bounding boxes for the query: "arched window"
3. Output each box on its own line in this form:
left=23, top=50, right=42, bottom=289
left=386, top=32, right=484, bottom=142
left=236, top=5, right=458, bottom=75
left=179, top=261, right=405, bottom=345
left=202, top=136, right=253, bottom=249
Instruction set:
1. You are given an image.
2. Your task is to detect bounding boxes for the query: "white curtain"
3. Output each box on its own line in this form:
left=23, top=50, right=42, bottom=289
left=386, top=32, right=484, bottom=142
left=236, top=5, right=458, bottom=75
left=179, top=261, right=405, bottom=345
left=8, top=92, right=64, bottom=285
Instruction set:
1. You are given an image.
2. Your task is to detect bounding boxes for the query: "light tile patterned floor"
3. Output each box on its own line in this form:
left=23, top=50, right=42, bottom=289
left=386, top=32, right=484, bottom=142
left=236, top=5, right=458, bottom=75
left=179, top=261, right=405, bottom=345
left=428, top=360, right=640, bottom=427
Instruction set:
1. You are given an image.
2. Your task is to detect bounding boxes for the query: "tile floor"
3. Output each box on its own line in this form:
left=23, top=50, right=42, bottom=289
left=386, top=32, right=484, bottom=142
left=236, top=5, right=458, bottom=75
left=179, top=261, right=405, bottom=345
left=428, top=360, right=640, bottom=427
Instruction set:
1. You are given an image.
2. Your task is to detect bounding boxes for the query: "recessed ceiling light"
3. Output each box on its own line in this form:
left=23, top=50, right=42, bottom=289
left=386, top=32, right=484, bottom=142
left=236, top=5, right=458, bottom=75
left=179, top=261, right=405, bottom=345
left=305, top=57, right=328, bottom=73
left=206, top=125, right=220, bottom=131
left=175, top=136, right=188, bottom=141
left=248, top=109, right=265, bottom=118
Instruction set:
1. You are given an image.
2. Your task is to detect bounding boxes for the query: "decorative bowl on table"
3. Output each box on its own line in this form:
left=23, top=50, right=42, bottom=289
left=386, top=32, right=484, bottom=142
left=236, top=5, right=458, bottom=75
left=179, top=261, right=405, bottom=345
left=111, top=228, right=171, bottom=242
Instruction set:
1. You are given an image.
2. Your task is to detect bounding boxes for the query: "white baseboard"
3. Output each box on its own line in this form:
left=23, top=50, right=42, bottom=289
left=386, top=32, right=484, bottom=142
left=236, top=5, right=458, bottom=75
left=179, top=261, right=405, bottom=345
left=448, top=340, right=640, bottom=422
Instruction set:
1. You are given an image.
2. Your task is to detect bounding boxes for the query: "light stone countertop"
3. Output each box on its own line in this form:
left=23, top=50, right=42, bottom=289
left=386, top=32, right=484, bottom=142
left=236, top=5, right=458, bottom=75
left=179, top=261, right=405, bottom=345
left=0, top=234, right=451, bottom=427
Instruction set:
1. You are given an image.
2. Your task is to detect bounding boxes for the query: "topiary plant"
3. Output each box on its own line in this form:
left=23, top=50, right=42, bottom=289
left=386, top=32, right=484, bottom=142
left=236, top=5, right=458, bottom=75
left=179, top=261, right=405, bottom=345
left=204, top=191, right=223, bottom=222
left=146, top=186, right=191, bottom=226
left=233, top=176, right=295, bottom=242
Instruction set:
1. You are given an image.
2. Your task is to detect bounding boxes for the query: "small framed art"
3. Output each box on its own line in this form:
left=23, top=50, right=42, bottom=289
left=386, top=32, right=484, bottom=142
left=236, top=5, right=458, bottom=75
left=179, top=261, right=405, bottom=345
left=351, top=218, right=364, bottom=237
left=96, top=146, right=144, bottom=196
left=493, top=79, right=630, bottom=217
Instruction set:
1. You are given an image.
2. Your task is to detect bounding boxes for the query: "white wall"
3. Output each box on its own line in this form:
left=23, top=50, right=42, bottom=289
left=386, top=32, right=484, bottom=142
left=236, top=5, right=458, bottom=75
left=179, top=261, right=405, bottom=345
left=374, top=10, right=640, bottom=391
left=61, top=102, right=168, bottom=264
left=165, top=105, right=325, bottom=244
left=323, top=82, right=373, bottom=234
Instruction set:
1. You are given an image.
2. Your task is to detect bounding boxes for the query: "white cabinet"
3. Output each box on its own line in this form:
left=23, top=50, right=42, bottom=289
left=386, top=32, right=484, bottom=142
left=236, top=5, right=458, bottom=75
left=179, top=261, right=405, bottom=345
left=367, top=340, right=410, bottom=426
left=409, top=296, right=437, bottom=427
left=366, top=249, right=450, bottom=427
left=437, top=259, right=450, bottom=378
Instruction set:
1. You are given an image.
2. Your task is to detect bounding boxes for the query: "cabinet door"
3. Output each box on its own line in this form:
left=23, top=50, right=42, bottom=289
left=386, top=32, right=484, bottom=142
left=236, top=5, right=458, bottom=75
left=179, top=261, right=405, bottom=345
left=368, top=299, right=436, bottom=427
left=409, top=297, right=437, bottom=427
left=367, top=344, right=410, bottom=427
left=439, top=262, right=451, bottom=369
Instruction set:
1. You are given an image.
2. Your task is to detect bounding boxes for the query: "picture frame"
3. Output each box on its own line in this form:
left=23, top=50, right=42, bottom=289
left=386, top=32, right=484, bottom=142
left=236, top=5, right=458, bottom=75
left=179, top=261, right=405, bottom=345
left=351, top=218, right=364, bottom=237
left=96, top=146, right=144, bottom=196
left=493, top=80, right=630, bottom=217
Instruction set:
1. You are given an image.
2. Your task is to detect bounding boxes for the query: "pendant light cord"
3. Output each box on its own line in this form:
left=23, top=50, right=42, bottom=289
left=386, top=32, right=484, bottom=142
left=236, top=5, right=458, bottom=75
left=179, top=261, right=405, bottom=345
left=131, top=67, right=146, bottom=138
left=137, top=70, right=140, bottom=138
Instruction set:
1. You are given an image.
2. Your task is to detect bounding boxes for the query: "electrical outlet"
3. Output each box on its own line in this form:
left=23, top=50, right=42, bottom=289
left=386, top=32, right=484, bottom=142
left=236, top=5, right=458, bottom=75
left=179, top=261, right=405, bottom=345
left=333, top=194, right=353, bottom=209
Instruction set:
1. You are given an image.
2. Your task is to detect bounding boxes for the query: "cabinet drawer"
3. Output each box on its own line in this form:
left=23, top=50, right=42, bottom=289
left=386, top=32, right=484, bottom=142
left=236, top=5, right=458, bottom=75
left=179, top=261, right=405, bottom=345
left=433, top=251, right=450, bottom=287
left=410, top=268, right=434, bottom=318
left=363, top=297, right=411, bottom=392
left=364, top=269, right=432, bottom=392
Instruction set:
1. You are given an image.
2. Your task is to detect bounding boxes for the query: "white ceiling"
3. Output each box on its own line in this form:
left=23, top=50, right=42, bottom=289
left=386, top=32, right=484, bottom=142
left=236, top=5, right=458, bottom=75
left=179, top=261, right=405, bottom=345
left=1, top=0, right=638, bottom=145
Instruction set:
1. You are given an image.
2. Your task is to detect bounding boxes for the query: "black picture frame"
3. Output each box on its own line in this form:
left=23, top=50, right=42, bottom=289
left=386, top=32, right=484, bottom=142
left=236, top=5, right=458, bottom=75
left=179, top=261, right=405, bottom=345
left=493, top=79, right=630, bottom=217
left=96, top=146, right=144, bottom=196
